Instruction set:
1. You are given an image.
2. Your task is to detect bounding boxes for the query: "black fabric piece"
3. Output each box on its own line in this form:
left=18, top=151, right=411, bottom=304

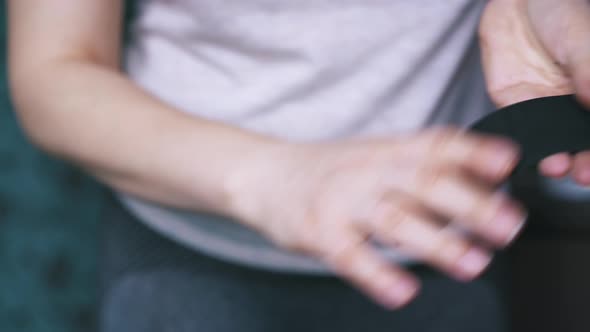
left=470, top=94, right=590, bottom=179
left=470, top=94, right=590, bottom=229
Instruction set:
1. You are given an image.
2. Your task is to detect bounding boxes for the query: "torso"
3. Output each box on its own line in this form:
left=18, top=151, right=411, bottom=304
left=119, top=0, right=496, bottom=273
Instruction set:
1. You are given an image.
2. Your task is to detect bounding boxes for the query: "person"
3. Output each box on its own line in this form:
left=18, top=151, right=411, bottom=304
left=7, top=0, right=590, bottom=331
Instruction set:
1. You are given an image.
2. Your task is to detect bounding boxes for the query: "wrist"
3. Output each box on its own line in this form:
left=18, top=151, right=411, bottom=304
left=221, top=137, right=300, bottom=229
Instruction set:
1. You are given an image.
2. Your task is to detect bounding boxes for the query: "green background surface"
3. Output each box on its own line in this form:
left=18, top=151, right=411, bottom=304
left=0, top=1, right=105, bottom=331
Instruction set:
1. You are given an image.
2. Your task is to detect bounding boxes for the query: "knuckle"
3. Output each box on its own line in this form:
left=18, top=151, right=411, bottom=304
left=455, top=186, right=499, bottom=226
left=275, top=216, right=323, bottom=254
left=427, top=126, right=461, bottom=144
left=323, top=236, right=367, bottom=271
left=431, top=232, right=469, bottom=264
left=346, top=257, right=383, bottom=286
left=379, top=200, right=414, bottom=237
left=404, top=127, right=459, bottom=158
left=292, top=224, right=325, bottom=254
left=428, top=127, right=475, bottom=161
left=415, top=164, right=448, bottom=196
left=326, top=250, right=354, bottom=273
left=467, top=193, right=492, bottom=223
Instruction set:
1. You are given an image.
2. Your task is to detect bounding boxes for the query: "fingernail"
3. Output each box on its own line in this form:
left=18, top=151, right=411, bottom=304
left=456, top=248, right=492, bottom=278
left=507, top=213, right=527, bottom=242
left=490, top=204, right=527, bottom=245
left=385, top=278, right=419, bottom=309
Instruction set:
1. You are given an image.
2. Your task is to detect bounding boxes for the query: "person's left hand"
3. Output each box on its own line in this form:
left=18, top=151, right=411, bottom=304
left=480, top=0, right=590, bottom=186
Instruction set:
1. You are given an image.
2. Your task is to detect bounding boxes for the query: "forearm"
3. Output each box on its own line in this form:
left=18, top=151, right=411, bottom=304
left=9, top=59, right=279, bottom=216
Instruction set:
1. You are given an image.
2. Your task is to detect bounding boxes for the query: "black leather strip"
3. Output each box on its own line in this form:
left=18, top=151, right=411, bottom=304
left=470, top=94, right=590, bottom=229
left=471, top=94, right=590, bottom=180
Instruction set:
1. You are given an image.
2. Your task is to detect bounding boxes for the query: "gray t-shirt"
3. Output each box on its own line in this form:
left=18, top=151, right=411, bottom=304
left=120, top=0, right=496, bottom=274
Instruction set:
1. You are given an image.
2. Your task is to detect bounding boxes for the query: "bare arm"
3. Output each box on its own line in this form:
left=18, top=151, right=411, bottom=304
left=8, top=0, right=528, bottom=309
left=7, top=0, right=278, bottom=217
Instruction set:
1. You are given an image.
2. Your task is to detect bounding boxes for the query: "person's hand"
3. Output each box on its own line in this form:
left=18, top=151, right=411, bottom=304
left=226, top=128, right=527, bottom=309
left=479, top=0, right=590, bottom=186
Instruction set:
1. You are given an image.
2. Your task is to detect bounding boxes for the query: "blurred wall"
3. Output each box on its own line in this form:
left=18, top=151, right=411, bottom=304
left=0, top=1, right=103, bottom=331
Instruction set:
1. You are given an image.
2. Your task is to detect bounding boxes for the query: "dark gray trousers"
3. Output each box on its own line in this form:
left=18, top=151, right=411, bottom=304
left=99, top=194, right=511, bottom=332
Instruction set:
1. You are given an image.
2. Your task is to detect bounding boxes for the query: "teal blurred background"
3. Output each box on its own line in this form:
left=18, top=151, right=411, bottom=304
left=0, top=1, right=104, bottom=331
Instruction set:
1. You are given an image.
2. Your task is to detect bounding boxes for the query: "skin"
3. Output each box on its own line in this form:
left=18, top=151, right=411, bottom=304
left=6, top=0, right=589, bottom=310
left=480, top=0, right=590, bottom=185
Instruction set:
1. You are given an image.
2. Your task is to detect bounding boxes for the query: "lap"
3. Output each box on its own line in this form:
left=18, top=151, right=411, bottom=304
left=99, top=195, right=510, bottom=332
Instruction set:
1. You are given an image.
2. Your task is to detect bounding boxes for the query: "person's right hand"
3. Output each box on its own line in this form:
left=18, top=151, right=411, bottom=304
left=226, top=126, right=527, bottom=309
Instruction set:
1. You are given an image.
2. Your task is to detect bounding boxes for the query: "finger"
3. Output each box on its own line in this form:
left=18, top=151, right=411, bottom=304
left=527, top=0, right=590, bottom=107
left=563, top=1, right=590, bottom=107
left=402, top=127, right=521, bottom=182
left=570, top=52, right=590, bottom=107
left=320, top=229, right=420, bottom=310
left=572, top=151, right=590, bottom=185
left=539, top=152, right=572, bottom=177
left=388, top=165, right=527, bottom=247
left=369, top=196, right=493, bottom=281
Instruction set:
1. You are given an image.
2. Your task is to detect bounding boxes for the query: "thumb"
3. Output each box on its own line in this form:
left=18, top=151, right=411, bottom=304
left=564, top=3, right=590, bottom=107
left=569, top=50, right=590, bottom=107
